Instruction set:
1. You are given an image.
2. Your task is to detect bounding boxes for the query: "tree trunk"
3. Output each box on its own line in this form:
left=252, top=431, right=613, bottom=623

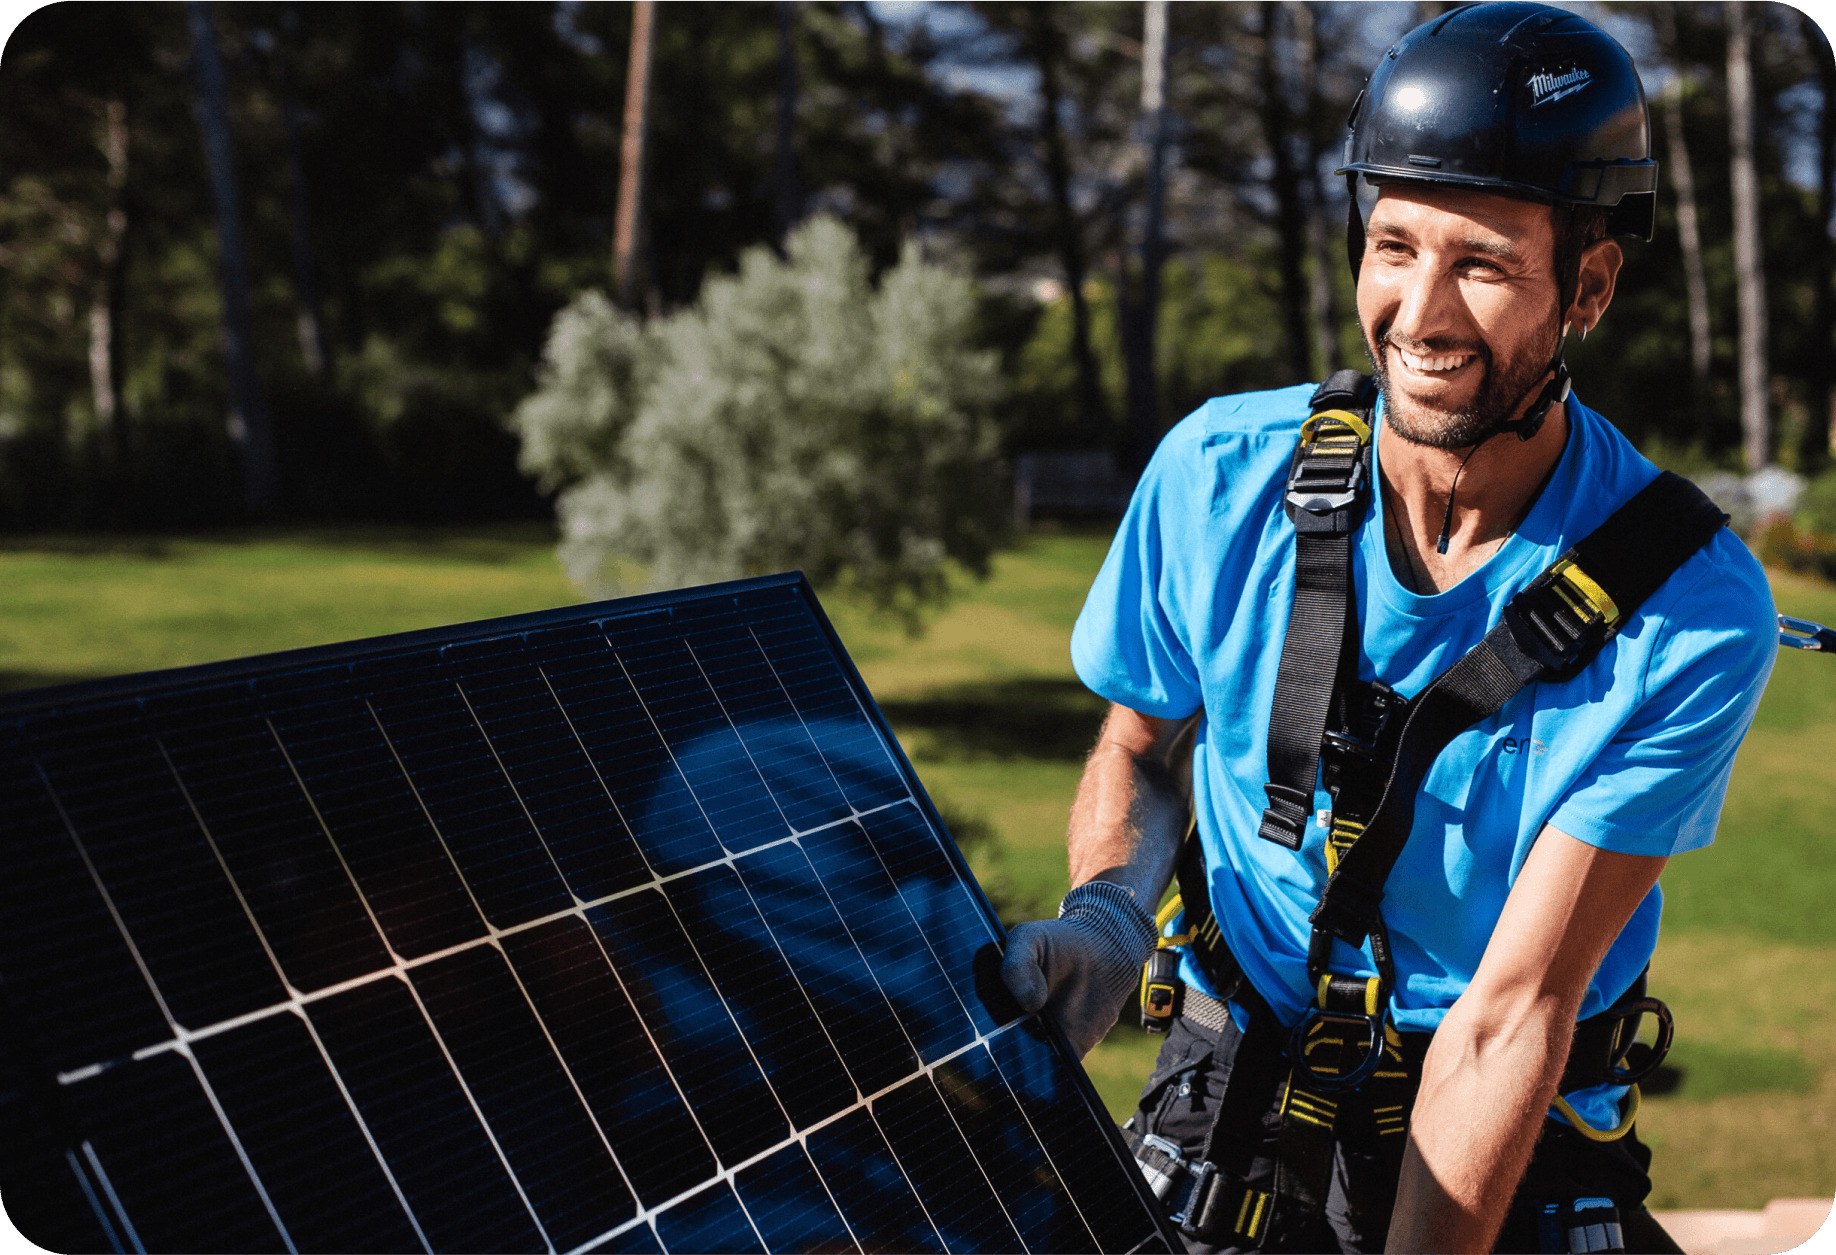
left=1727, top=2, right=1770, bottom=470
left=774, top=1, right=801, bottom=245
left=613, top=0, right=655, bottom=309
left=1799, top=9, right=1836, bottom=469
left=87, top=98, right=128, bottom=444
left=1121, top=0, right=1169, bottom=475
left=1258, top=1, right=1311, bottom=383
left=275, top=9, right=326, bottom=379
left=1295, top=1, right=1339, bottom=377
left=188, top=0, right=277, bottom=510
left=1028, top=3, right=1105, bottom=430
left=1654, top=5, right=1711, bottom=408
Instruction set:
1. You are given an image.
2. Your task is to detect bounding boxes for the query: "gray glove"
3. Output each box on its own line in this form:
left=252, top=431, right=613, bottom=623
left=1001, top=880, right=1159, bottom=1058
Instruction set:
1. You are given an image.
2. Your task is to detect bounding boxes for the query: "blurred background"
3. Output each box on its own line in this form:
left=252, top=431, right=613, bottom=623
left=0, top=0, right=1833, bottom=1224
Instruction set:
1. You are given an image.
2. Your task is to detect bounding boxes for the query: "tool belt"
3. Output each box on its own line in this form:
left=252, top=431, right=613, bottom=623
left=1122, top=371, right=1716, bottom=1251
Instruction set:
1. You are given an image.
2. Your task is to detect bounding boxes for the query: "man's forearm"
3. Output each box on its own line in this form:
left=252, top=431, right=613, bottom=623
left=1385, top=831, right=1667, bottom=1251
left=997, top=704, right=1192, bottom=1057
left=1066, top=706, right=1190, bottom=905
left=1386, top=994, right=1573, bottom=1251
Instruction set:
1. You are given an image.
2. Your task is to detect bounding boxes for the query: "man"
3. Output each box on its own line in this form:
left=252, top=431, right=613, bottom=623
left=1001, top=6, right=1776, bottom=1253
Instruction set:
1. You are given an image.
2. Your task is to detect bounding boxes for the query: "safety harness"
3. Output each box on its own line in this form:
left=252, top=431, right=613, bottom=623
left=1126, top=371, right=1719, bottom=1251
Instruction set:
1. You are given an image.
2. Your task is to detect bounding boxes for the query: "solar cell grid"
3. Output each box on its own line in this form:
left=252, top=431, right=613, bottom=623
left=0, top=574, right=1178, bottom=1254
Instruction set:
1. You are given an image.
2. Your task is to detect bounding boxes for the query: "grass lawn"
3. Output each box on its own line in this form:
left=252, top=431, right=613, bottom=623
left=0, top=522, right=1829, bottom=1210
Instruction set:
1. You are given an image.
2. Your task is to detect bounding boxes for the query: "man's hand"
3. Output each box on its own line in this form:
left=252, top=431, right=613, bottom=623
left=1003, top=880, right=1157, bottom=1057
left=999, top=704, right=1193, bottom=1057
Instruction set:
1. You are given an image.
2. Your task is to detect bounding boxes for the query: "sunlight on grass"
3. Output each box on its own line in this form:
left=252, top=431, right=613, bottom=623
left=1631, top=931, right=1836, bottom=1209
left=0, top=526, right=576, bottom=690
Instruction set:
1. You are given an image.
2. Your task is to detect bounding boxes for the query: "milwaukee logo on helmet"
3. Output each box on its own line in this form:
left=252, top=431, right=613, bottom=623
left=1528, top=66, right=1592, bottom=107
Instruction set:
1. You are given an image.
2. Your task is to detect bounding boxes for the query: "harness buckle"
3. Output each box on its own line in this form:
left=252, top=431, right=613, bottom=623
left=1537, top=1199, right=1629, bottom=1254
left=1168, top=1157, right=1216, bottom=1233
left=1506, top=556, right=1620, bottom=674
left=1132, top=1132, right=1189, bottom=1201
left=1284, top=410, right=1371, bottom=527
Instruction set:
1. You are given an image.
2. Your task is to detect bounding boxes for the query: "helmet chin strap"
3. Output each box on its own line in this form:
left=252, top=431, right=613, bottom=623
left=1431, top=323, right=1571, bottom=555
left=1492, top=334, right=1571, bottom=443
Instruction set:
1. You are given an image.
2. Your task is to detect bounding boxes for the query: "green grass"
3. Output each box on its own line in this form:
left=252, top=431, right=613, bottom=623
left=1657, top=570, right=1836, bottom=947
left=0, top=523, right=575, bottom=691
left=0, top=522, right=1829, bottom=1210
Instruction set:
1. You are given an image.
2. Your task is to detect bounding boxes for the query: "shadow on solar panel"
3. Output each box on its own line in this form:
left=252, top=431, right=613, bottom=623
left=0, top=573, right=1178, bottom=1255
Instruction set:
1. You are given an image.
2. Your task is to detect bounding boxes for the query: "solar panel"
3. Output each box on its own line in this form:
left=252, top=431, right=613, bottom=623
left=0, top=572, right=1178, bottom=1255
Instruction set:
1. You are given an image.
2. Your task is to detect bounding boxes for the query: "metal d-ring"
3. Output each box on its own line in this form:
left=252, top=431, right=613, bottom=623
left=1288, top=1009, right=1387, bottom=1093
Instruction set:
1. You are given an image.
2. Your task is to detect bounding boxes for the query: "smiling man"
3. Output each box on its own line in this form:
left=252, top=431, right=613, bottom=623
left=999, top=5, right=1776, bottom=1254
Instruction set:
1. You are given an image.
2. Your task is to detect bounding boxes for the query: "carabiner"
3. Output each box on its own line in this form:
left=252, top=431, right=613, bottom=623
left=1606, top=997, right=1674, bottom=1086
left=1779, top=615, right=1836, bottom=653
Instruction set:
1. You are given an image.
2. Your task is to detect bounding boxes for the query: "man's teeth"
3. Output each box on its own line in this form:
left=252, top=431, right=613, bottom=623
left=1398, top=348, right=1474, bottom=373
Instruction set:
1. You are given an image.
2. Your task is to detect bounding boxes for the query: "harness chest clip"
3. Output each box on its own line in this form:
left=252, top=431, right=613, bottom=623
left=1283, top=409, right=1372, bottom=531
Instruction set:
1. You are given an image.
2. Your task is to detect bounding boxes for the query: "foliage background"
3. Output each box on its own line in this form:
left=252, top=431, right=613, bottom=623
left=4, top=2, right=1834, bottom=536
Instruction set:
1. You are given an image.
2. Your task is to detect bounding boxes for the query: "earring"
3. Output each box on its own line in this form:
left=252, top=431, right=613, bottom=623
left=1581, top=322, right=1588, bottom=343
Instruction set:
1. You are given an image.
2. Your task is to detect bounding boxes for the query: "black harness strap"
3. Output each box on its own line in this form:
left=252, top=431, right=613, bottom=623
left=1259, top=371, right=1378, bottom=849
left=1309, top=470, right=1730, bottom=960
left=1153, top=390, right=1728, bottom=1250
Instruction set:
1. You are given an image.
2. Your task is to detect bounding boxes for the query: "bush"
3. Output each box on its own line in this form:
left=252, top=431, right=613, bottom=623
left=1752, top=467, right=1836, bottom=583
left=512, top=217, right=1008, bottom=628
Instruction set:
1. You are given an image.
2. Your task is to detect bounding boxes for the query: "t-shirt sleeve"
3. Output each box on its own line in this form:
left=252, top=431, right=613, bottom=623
left=1070, top=426, right=1207, bottom=719
left=1548, top=537, right=1776, bottom=858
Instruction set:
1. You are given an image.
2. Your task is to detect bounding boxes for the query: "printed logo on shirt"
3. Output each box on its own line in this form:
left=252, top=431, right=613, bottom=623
left=1529, top=66, right=1591, bottom=108
left=1500, top=736, right=1547, bottom=756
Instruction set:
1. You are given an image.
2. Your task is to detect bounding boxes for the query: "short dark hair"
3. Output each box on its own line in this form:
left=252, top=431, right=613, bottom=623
left=1552, top=202, right=1611, bottom=317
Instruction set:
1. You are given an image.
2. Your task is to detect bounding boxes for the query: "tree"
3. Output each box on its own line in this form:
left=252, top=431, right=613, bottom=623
left=189, top=0, right=276, bottom=509
left=613, top=0, right=656, bottom=310
left=1727, top=1, right=1770, bottom=469
left=1257, top=1, right=1312, bottom=384
left=86, top=97, right=129, bottom=441
left=1118, top=0, right=1169, bottom=474
left=1799, top=8, right=1836, bottom=470
left=1024, top=3, right=1107, bottom=432
left=774, top=1, right=803, bottom=243
left=1653, top=4, right=1712, bottom=404
left=1295, top=1, right=1343, bottom=377
left=265, top=11, right=326, bottom=380
left=512, top=216, right=1006, bottom=626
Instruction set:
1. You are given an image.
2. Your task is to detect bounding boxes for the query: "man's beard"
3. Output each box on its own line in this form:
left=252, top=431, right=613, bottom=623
left=1363, top=314, right=1561, bottom=451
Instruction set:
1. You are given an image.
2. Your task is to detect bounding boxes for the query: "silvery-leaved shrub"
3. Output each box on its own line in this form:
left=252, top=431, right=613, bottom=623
left=511, top=216, right=1006, bottom=629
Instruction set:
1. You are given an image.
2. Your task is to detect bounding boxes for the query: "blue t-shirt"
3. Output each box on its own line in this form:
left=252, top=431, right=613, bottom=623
left=1071, top=385, right=1775, bottom=1125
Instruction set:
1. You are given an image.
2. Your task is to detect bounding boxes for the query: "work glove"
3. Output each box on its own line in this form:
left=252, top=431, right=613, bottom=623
left=1001, top=879, right=1158, bottom=1058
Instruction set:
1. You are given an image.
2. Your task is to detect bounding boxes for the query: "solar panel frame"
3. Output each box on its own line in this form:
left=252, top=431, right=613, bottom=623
left=0, top=572, right=1182, bottom=1255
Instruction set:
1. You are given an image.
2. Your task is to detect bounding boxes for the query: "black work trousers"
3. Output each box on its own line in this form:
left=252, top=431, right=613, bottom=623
left=1124, top=1013, right=1683, bottom=1254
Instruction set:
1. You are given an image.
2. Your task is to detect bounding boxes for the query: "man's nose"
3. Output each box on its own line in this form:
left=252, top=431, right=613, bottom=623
left=1384, top=266, right=1460, bottom=347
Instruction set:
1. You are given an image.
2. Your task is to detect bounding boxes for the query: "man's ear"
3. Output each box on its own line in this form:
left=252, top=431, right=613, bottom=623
left=1567, top=237, right=1622, bottom=334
